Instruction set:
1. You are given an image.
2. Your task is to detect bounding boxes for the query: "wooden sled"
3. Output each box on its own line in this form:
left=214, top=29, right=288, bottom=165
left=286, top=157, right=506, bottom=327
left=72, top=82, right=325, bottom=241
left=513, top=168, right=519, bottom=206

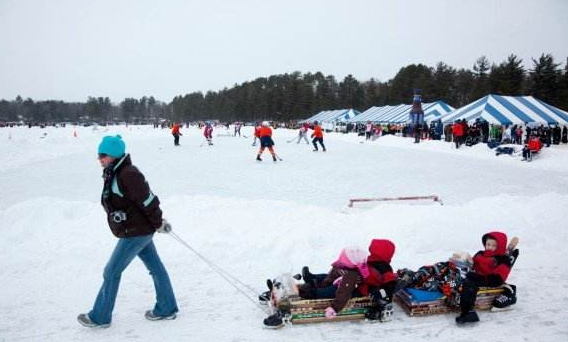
left=268, top=273, right=378, bottom=325
left=395, top=287, right=504, bottom=316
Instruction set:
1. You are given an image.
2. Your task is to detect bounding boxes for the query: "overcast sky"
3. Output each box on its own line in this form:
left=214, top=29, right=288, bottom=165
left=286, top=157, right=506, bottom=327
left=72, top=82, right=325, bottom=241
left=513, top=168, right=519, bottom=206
left=1, top=0, right=567, bottom=103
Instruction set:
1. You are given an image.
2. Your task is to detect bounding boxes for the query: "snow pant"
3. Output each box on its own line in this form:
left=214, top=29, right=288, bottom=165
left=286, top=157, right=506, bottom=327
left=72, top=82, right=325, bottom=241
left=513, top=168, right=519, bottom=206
left=414, top=127, right=421, bottom=143
left=299, top=274, right=362, bottom=300
left=312, top=137, right=326, bottom=151
left=454, top=135, right=462, bottom=149
left=173, top=133, right=180, bottom=146
left=298, top=274, right=337, bottom=299
left=365, top=132, right=372, bottom=140
left=258, top=146, right=275, bottom=155
left=234, top=128, right=241, bottom=137
left=88, top=234, right=178, bottom=325
left=522, top=148, right=532, bottom=160
left=459, top=272, right=501, bottom=314
left=297, top=132, right=309, bottom=144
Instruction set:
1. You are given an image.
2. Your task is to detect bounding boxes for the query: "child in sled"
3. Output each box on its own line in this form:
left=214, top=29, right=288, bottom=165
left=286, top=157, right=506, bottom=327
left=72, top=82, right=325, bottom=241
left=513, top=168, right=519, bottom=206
left=299, top=239, right=397, bottom=320
left=455, top=231, right=519, bottom=324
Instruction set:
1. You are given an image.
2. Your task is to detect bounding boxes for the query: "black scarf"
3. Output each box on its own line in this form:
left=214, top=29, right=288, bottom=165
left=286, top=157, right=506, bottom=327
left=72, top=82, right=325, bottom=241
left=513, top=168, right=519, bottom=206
left=101, top=160, right=120, bottom=212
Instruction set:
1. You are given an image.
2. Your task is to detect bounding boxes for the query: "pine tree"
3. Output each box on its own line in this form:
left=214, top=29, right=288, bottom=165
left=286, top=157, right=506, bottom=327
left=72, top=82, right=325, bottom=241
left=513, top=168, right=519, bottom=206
left=489, top=54, right=525, bottom=95
left=472, top=56, right=490, bottom=99
left=529, top=53, right=561, bottom=104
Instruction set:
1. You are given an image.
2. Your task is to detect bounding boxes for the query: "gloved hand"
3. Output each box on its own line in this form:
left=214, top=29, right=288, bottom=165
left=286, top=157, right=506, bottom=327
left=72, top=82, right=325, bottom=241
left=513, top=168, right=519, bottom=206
left=325, top=307, right=337, bottom=319
left=156, top=219, right=172, bottom=233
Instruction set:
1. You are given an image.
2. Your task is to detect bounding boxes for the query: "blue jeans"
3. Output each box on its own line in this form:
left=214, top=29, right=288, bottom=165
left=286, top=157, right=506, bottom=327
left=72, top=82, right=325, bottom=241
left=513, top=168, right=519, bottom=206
left=88, top=234, right=178, bottom=325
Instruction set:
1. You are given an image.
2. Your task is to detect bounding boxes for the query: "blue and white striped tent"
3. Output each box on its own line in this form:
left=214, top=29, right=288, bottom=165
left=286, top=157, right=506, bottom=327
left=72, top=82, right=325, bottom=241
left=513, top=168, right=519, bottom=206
left=300, top=108, right=360, bottom=124
left=348, top=101, right=454, bottom=124
left=440, top=95, right=568, bottom=125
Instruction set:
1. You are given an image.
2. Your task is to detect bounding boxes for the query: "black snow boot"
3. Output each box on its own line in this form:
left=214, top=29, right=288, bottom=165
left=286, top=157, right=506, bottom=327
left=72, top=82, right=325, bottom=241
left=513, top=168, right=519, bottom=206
left=258, top=291, right=271, bottom=304
left=492, top=284, right=517, bottom=309
left=272, top=154, right=277, bottom=162
left=302, top=266, right=316, bottom=287
left=365, top=299, right=394, bottom=322
left=263, top=312, right=284, bottom=329
left=256, top=155, right=262, bottom=161
left=455, top=311, right=479, bottom=324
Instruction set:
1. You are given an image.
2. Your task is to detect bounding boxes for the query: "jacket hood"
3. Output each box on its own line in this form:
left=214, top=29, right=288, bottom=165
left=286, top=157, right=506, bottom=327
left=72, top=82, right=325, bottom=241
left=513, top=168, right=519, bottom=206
left=482, top=231, right=508, bottom=255
left=331, top=247, right=370, bottom=278
left=367, top=239, right=395, bottom=264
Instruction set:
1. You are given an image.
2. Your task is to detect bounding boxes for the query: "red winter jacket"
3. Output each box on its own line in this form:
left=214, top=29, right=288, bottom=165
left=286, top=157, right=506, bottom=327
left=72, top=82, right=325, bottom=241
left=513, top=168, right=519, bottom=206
left=472, top=231, right=511, bottom=283
left=452, top=123, right=463, bottom=137
left=359, top=239, right=397, bottom=296
left=528, top=137, right=542, bottom=152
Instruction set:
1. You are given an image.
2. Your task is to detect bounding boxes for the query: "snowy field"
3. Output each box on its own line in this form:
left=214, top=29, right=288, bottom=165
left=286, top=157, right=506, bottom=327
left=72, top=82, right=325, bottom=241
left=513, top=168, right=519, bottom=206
left=1, top=125, right=568, bottom=342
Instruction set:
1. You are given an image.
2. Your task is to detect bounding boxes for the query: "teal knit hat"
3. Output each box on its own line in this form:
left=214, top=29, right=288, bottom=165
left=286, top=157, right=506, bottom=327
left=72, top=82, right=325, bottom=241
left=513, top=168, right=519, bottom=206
left=98, top=135, right=126, bottom=158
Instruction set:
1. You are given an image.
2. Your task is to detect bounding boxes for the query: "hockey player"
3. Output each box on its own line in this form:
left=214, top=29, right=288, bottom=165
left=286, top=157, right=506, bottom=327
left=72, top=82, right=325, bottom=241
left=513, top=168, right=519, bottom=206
left=234, top=122, right=242, bottom=137
left=171, top=123, right=182, bottom=146
left=311, top=121, right=326, bottom=152
left=297, top=122, right=310, bottom=144
left=203, top=122, right=213, bottom=145
left=256, top=121, right=277, bottom=162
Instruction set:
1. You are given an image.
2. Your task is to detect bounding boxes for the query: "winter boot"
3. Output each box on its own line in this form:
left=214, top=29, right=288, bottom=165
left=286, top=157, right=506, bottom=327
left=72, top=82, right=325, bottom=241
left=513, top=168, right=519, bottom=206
left=313, top=148, right=318, bottom=152
left=256, top=155, right=262, bottom=161
left=263, top=312, right=284, bottom=329
left=77, top=313, right=110, bottom=328
left=258, top=290, right=271, bottom=304
left=492, top=284, right=517, bottom=309
left=144, top=310, right=177, bottom=321
left=272, top=154, right=277, bottom=162
left=301, top=266, right=316, bottom=287
left=455, top=311, right=479, bottom=324
left=365, top=299, right=394, bottom=322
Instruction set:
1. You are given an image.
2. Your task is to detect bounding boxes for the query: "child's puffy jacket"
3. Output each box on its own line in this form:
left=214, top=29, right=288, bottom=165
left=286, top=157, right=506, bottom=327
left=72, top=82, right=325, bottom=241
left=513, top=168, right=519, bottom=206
left=528, top=137, right=542, bottom=152
left=472, top=231, right=512, bottom=285
left=359, top=239, right=397, bottom=296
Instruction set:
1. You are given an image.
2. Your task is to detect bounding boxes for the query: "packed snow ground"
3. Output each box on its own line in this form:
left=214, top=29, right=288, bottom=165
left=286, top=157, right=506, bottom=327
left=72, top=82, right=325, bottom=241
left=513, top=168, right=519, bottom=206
left=1, top=125, right=567, bottom=342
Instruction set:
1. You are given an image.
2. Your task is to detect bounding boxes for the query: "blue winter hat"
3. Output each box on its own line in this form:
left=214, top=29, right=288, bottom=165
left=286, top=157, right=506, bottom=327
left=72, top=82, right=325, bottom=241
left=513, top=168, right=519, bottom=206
left=98, top=135, right=126, bottom=158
